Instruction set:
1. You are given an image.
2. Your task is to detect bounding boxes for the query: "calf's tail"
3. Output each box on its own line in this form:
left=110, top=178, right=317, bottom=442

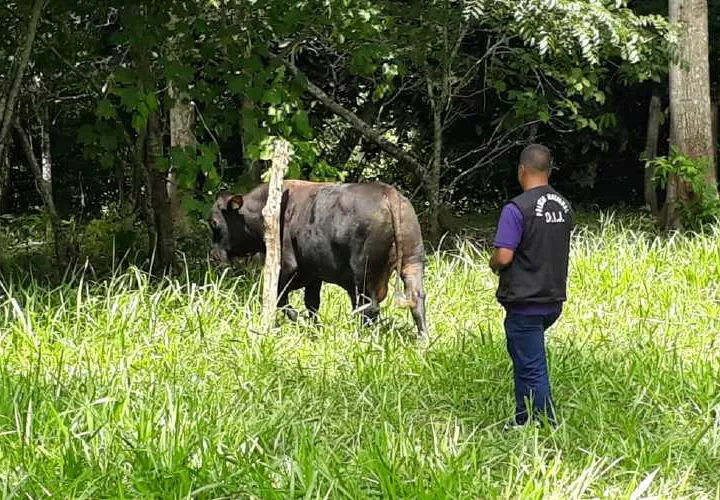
left=387, top=188, right=424, bottom=308
left=386, top=187, right=428, bottom=337
left=386, top=188, right=409, bottom=308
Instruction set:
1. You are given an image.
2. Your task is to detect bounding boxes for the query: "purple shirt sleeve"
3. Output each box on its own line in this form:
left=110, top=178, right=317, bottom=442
left=493, top=203, right=524, bottom=250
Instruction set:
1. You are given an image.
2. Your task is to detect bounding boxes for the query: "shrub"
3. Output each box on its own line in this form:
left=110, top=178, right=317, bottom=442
left=650, top=148, right=720, bottom=230
left=80, top=211, right=147, bottom=269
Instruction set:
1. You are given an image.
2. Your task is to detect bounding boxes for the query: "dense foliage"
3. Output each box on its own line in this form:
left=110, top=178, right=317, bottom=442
left=2, top=0, right=707, bottom=270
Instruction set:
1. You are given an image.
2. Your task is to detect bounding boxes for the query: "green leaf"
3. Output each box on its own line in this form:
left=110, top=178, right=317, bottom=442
left=166, top=63, right=193, bottom=86
left=96, top=99, right=117, bottom=120
left=197, top=151, right=216, bottom=172
left=286, top=163, right=303, bottom=180
left=181, top=197, right=211, bottom=216
left=99, top=132, right=118, bottom=151
left=114, top=68, right=136, bottom=84
left=228, top=75, right=246, bottom=95
left=261, top=87, right=283, bottom=105
left=373, top=83, right=392, bottom=101
left=247, top=85, right=264, bottom=102
left=382, top=63, right=399, bottom=80
left=254, top=136, right=276, bottom=161
left=156, top=157, right=171, bottom=173
left=131, top=114, right=148, bottom=132
left=145, top=93, right=159, bottom=113
left=259, top=146, right=274, bottom=161
left=115, top=88, right=142, bottom=110
left=170, top=147, right=192, bottom=171
left=77, top=124, right=96, bottom=145
left=293, top=110, right=312, bottom=139
left=137, top=102, right=151, bottom=120
left=99, top=152, right=115, bottom=169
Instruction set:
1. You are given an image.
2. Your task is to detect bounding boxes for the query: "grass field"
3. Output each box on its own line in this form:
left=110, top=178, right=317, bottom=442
left=1, top=213, right=719, bottom=498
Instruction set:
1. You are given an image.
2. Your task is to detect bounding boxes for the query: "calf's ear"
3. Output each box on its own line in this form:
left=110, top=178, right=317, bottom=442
left=229, top=195, right=244, bottom=211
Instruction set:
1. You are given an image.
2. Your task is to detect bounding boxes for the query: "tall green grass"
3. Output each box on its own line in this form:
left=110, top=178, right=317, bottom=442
left=1, top=213, right=719, bottom=498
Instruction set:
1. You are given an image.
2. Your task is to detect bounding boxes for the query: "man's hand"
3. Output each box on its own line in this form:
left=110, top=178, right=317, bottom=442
left=489, top=247, right=515, bottom=274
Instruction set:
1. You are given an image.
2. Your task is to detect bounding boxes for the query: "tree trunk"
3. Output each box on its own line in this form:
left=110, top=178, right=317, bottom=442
left=260, top=139, right=290, bottom=333
left=168, top=81, right=195, bottom=236
left=144, top=112, right=175, bottom=272
left=665, top=0, right=715, bottom=229
left=662, top=175, right=681, bottom=230
left=0, top=149, right=9, bottom=214
left=0, top=0, right=46, bottom=160
left=426, top=80, right=443, bottom=243
left=13, top=119, right=74, bottom=267
left=40, top=103, right=53, bottom=244
left=712, top=100, right=719, bottom=169
left=644, top=88, right=662, bottom=216
left=116, top=160, right=126, bottom=209
left=130, top=129, right=146, bottom=215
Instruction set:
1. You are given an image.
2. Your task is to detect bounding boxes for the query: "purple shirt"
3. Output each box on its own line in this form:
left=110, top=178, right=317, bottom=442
left=493, top=202, right=563, bottom=316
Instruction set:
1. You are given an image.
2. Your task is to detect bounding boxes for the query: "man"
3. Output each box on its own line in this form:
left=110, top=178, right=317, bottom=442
left=489, top=144, right=574, bottom=429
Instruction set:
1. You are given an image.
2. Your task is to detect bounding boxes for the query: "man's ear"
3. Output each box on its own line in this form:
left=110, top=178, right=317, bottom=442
left=229, top=195, right=243, bottom=211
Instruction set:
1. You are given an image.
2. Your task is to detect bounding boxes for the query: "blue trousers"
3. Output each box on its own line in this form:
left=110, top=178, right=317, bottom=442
left=504, top=311, right=560, bottom=425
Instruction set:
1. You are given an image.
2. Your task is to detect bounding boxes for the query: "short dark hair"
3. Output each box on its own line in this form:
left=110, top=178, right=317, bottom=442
left=519, top=144, right=552, bottom=173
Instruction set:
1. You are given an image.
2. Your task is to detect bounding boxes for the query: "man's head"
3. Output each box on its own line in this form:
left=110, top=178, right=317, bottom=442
left=517, top=144, right=553, bottom=190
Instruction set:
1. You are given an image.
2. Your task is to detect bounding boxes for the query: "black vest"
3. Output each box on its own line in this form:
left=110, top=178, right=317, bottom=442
left=496, top=185, right=574, bottom=305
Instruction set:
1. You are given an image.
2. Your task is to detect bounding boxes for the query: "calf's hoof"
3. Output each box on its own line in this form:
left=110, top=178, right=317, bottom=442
left=283, top=308, right=299, bottom=322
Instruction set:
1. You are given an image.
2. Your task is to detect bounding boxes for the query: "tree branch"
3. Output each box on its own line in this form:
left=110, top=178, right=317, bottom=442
left=446, top=118, right=539, bottom=191
left=45, top=44, right=103, bottom=95
left=283, top=59, right=429, bottom=184
left=447, top=139, right=521, bottom=192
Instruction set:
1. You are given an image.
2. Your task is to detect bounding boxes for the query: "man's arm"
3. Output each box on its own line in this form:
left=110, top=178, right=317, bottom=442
left=490, top=247, right=515, bottom=274
left=489, top=203, right=523, bottom=274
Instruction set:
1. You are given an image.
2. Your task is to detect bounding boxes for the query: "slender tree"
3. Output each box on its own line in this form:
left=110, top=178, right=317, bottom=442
left=0, top=0, right=47, bottom=159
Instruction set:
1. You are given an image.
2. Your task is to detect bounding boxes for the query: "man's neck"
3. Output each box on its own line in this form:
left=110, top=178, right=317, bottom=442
left=522, top=178, right=549, bottom=192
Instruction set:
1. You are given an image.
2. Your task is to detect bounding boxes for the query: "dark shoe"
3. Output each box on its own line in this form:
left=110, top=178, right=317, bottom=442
left=502, top=419, right=534, bottom=432
left=502, top=417, right=556, bottom=432
left=502, top=421, right=525, bottom=432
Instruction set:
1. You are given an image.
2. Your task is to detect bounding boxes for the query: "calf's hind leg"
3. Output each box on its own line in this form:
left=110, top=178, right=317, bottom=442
left=304, top=280, right=322, bottom=320
left=277, top=271, right=299, bottom=322
left=346, top=283, right=380, bottom=327
left=349, top=254, right=389, bottom=328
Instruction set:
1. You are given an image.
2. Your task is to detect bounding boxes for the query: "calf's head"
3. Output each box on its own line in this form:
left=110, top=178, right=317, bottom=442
left=209, top=192, right=262, bottom=263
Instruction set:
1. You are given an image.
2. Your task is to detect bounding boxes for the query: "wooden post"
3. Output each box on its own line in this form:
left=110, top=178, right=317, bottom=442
left=260, top=138, right=291, bottom=333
